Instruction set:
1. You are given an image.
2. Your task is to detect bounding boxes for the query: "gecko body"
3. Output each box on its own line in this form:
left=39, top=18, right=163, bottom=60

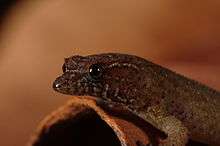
left=53, top=53, right=220, bottom=146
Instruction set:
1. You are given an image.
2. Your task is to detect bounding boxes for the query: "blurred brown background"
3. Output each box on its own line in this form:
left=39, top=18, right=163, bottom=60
left=0, top=1, right=220, bottom=146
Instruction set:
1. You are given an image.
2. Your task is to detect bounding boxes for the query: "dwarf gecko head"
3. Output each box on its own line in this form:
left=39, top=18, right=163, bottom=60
left=53, top=53, right=149, bottom=106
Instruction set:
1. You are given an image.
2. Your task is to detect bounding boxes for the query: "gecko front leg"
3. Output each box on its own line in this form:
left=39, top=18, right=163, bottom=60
left=136, top=106, right=189, bottom=146
left=157, top=116, right=188, bottom=146
left=96, top=100, right=168, bottom=146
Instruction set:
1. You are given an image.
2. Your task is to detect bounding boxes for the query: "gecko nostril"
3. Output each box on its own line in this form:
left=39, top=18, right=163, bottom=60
left=56, top=83, right=61, bottom=88
left=53, top=82, right=61, bottom=90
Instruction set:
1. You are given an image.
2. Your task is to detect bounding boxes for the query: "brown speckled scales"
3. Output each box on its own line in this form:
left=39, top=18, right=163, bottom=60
left=53, top=53, right=220, bottom=146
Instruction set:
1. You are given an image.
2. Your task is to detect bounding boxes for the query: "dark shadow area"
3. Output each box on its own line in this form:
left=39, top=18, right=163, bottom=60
left=33, top=109, right=121, bottom=146
left=0, top=0, right=19, bottom=25
left=0, top=0, right=20, bottom=59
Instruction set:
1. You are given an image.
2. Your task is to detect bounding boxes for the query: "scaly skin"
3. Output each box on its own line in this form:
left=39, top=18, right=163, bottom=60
left=53, top=53, right=220, bottom=146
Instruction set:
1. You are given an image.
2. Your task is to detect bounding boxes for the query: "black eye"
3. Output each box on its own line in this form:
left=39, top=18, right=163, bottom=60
left=89, top=64, right=103, bottom=79
left=62, top=64, right=67, bottom=72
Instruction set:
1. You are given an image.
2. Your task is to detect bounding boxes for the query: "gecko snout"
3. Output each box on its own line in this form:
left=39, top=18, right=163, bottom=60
left=53, top=71, right=85, bottom=95
left=53, top=76, right=66, bottom=91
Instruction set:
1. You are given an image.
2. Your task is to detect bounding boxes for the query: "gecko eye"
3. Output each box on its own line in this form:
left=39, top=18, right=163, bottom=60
left=89, top=64, right=103, bottom=79
left=62, top=64, right=67, bottom=72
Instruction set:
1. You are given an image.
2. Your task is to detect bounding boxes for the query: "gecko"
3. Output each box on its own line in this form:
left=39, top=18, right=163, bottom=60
left=53, top=53, right=220, bottom=146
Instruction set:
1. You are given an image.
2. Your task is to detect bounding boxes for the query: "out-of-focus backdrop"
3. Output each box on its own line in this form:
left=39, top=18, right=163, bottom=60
left=0, top=1, right=220, bottom=146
